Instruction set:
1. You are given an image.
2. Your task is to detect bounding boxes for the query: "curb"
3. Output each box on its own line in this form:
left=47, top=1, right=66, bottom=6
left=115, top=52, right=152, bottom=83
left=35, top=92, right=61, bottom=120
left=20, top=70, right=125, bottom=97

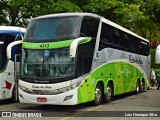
left=149, top=87, right=159, bottom=90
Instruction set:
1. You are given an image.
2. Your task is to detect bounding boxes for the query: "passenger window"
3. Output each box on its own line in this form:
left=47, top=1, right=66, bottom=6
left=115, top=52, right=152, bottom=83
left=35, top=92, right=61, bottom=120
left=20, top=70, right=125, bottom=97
left=98, top=23, right=113, bottom=51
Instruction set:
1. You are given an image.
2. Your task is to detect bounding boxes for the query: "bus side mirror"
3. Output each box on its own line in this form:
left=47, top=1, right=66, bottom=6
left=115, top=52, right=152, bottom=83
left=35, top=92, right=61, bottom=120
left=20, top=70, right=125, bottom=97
left=7, top=40, right=23, bottom=59
left=70, top=37, right=90, bottom=58
left=155, top=45, right=160, bottom=64
left=0, top=41, right=4, bottom=44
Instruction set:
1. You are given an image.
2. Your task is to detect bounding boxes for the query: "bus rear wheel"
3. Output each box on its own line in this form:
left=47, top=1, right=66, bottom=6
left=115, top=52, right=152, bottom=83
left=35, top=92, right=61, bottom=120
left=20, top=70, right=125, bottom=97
left=136, top=80, right=140, bottom=94
left=103, top=82, right=113, bottom=103
left=93, top=83, right=102, bottom=106
left=140, top=81, right=145, bottom=92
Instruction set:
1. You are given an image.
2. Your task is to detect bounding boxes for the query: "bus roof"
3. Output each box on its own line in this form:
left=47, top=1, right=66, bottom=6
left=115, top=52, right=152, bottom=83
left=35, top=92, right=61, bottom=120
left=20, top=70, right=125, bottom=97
left=32, top=12, right=100, bottom=20
left=0, top=26, right=26, bottom=33
left=31, top=12, right=148, bottom=42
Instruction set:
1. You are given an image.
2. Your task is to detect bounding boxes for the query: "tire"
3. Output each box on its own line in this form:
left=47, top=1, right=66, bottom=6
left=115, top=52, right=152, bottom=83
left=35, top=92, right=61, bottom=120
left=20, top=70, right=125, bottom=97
left=92, top=83, right=102, bottom=106
left=136, top=81, right=140, bottom=94
left=103, top=82, right=113, bottom=103
left=140, top=81, right=145, bottom=93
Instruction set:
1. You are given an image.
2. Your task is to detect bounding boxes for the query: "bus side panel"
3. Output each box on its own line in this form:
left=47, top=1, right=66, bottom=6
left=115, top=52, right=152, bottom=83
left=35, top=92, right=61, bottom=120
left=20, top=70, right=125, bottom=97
left=123, top=63, right=135, bottom=93
left=77, top=62, right=148, bottom=104
left=0, top=61, right=15, bottom=100
left=90, top=62, right=130, bottom=96
left=77, top=62, right=116, bottom=104
left=122, top=63, right=146, bottom=93
left=77, top=76, right=93, bottom=104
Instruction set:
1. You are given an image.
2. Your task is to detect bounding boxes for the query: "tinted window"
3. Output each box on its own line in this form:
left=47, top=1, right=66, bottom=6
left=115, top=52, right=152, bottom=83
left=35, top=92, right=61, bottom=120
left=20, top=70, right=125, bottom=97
left=98, top=23, right=112, bottom=51
left=80, top=17, right=100, bottom=38
left=76, top=43, right=95, bottom=77
left=0, top=34, right=16, bottom=71
left=98, top=22, right=149, bottom=56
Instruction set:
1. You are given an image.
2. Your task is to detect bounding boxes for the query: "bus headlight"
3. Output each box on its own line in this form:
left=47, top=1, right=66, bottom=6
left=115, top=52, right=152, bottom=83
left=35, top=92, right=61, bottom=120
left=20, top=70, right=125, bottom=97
left=57, top=81, right=81, bottom=93
left=57, top=86, right=70, bottom=93
left=19, top=85, right=32, bottom=93
left=18, top=81, right=81, bottom=95
left=70, top=81, right=81, bottom=90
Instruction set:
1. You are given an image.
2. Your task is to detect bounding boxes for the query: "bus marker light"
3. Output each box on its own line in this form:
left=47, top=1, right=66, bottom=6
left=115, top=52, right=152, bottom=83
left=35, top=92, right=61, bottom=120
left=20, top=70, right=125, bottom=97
left=19, top=94, right=24, bottom=99
left=37, top=97, right=47, bottom=102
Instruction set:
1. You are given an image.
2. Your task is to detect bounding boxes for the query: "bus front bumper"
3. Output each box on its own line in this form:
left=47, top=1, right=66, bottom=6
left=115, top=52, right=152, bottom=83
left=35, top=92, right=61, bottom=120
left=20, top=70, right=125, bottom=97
left=18, top=88, right=78, bottom=105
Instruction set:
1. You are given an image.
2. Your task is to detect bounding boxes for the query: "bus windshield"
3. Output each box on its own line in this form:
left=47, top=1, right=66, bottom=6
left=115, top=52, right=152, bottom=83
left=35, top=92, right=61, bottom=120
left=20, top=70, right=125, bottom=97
left=20, top=47, right=75, bottom=81
left=0, top=44, right=6, bottom=71
left=25, top=16, right=80, bottom=42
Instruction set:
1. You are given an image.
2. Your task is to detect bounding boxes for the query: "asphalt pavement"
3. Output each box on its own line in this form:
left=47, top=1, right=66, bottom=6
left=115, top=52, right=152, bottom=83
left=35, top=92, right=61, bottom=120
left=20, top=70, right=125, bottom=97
left=0, top=89, right=160, bottom=120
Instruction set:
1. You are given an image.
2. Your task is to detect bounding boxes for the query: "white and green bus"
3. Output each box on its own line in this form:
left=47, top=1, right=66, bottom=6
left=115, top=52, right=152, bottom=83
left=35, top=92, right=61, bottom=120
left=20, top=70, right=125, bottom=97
left=8, top=13, right=150, bottom=105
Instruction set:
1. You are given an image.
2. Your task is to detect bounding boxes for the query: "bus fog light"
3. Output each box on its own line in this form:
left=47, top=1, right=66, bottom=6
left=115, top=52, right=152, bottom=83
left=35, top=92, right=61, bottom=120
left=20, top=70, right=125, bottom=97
left=64, top=95, right=73, bottom=101
left=19, top=94, right=24, bottom=99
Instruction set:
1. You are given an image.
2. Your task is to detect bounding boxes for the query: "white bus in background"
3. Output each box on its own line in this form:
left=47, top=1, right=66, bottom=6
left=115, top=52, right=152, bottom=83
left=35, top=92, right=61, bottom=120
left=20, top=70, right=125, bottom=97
left=156, top=45, right=160, bottom=63
left=0, top=26, right=25, bottom=101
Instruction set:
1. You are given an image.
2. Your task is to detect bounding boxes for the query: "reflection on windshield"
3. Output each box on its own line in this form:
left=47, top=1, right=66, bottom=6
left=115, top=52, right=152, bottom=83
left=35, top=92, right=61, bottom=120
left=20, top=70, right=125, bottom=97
left=25, top=16, right=80, bottom=42
left=21, top=48, right=75, bottom=80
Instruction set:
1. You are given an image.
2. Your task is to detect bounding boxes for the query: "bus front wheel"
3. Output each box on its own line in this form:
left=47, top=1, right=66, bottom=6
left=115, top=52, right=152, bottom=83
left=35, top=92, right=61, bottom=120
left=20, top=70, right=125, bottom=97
left=93, top=83, right=102, bottom=106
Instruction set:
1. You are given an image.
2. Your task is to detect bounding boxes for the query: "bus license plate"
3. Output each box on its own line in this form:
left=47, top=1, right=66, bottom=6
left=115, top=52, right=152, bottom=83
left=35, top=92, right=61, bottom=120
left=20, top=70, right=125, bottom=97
left=37, top=97, right=47, bottom=102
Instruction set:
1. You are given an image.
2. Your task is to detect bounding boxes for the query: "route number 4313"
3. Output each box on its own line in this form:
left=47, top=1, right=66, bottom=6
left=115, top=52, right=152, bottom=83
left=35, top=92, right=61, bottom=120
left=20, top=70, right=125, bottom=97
left=40, top=44, right=49, bottom=48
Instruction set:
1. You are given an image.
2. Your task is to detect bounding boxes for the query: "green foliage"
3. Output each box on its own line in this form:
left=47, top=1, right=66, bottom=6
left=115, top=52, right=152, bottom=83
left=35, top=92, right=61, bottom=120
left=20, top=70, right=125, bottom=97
left=0, top=0, right=160, bottom=42
left=0, top=8, right=8, bottom=25
left=119, top=0, right=144, bottom=4
left=141, top=0, right=160, bottom=24
left=82, top=0, right=124, bottom=21
left=114, top=2, right=159, bottom=40
left=52, top=0, right=82, bottom=13
left=1, top=0, right=160, bottom=73
left=0, top=0, right=82, bottom=26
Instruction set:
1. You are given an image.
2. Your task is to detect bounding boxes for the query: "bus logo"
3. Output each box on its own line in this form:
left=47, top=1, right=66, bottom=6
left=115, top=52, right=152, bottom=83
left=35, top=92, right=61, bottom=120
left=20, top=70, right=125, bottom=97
left=3, top=80, right=12, bottom=90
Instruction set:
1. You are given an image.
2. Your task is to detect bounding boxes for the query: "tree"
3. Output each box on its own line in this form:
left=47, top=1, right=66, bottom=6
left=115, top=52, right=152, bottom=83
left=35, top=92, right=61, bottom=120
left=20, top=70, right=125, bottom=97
left=0, top=0, right=9, bottom=25
left=115, top=4, right=149, bottom=38
left=82, top=0, right=124, bottom=21
left=114, top=2, right=159, bottom=40
left=118, top=0, right=144, bottom=4
left=51, top=0, right=82, bottom=13
left=0, top=7, right=8, bottom=25
left=141, top=0, right=160, bottom=24
left=0, top=0, right=82, bottom=27
left=0, top=0, right=56, bottom=26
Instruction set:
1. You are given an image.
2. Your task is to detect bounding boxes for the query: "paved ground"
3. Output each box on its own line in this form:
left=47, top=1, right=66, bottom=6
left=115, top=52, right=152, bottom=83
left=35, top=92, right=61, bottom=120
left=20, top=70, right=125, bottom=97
left=0, top=89, right=160, bottom=120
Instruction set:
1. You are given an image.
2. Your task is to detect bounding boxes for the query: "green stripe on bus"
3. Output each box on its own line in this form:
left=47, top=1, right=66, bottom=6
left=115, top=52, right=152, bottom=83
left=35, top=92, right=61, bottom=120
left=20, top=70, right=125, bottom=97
left=22, top=38, right=92, bottom=49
